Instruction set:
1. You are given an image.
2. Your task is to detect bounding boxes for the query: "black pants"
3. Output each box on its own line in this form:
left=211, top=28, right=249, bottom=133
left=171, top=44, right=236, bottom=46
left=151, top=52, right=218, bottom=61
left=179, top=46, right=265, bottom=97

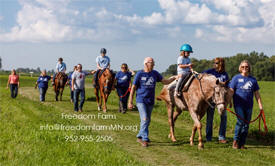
left=10, top=84, right=18, bottom=98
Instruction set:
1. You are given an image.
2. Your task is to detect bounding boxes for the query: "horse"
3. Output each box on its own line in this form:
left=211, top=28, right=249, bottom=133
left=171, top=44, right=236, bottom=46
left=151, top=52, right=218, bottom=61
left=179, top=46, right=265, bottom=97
left=53, top=72, right=68, bottom=101
left=94, top=68, right=116, bottom=112
left=157, top=73, right=229, bottom=149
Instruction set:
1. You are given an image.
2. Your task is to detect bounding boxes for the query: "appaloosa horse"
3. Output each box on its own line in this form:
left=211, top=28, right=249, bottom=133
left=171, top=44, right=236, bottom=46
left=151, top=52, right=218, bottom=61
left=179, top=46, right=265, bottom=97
left=157, top=73, right=229, bottom=149
left=53, top=72, right=67, bottom=101
left=94, top=68, right=116, bottom=112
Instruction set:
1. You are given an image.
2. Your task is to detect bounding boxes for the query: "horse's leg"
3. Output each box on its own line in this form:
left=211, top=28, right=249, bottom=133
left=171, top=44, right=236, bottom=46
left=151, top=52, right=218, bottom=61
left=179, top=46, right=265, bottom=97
left=94, top=88, right=101, bottom=111
left=56, top=89, right=59, bottom=101
left=189, top=110, right=203, bottom=149
left=167, top=105, right=176, bottom=142
left=102, top=95, right=107, bottom=113
left=190, top=124, right=197, bottom=146
left=60, top=88, right=63, bottom=101
left=99, top=88, right=103, bottom=111
left=173, top=107, right=183, bottom=123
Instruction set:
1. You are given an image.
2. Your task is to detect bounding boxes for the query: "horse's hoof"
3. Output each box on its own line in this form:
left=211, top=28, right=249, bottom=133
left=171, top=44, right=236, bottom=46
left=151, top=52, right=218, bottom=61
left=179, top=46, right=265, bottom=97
left=103, top=109, right=107, bottom=113
left=97, top=107, right=101, bottom=111
left=198, top=145, right=204, bottom=150
left=171, top=138, right=177, bottom=142
left=190, top=142, right=194, bottom=146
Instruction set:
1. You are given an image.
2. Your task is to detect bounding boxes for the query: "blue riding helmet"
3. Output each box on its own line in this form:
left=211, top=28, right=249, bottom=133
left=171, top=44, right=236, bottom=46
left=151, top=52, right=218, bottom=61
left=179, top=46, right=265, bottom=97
left=180, top=44, right=193, bottom=53
left=100, top=48, right=107, bottom=54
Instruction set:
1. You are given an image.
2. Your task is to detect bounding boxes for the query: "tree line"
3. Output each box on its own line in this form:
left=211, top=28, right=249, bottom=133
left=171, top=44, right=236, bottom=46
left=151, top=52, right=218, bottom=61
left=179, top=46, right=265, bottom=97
left=162, top=51, right=275, bottom=81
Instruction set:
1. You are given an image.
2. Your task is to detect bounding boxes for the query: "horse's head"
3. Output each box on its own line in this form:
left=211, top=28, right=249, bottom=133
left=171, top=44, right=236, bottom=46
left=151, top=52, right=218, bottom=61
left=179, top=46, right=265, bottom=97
left=212, top=80, right=228, bottom=115
left=101, top=69, right=115, bottom=95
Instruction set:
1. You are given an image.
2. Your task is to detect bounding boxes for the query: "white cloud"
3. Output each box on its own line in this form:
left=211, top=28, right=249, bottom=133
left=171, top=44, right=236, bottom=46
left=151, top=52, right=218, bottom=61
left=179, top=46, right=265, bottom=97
left=0, top=0, right=274, bottom=44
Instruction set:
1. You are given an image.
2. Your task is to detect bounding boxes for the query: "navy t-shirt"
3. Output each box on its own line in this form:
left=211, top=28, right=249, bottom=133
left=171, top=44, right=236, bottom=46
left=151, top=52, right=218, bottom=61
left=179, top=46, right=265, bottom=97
left=68, top=72, right=74, bottom=86
left=203, top=68, right=229, bottom=82
left=37, top=75, right=51, bottom=88
left=229, top=74, right=259, bottom=108
left=133, top=70, right=163, bottom=105
left=115, top=71, right=132, bottom=88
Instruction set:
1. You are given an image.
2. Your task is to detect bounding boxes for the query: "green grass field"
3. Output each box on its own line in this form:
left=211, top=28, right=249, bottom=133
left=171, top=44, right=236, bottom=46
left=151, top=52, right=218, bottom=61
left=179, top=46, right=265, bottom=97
left=0, top=75, right=274, bottom=166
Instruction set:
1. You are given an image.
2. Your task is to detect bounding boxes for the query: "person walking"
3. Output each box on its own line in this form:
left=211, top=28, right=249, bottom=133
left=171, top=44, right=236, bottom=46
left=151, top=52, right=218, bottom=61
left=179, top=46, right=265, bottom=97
left=35, top=70, right=51, bottom=102
left=229, top=60, right=263, bottom=149
left=7, top=69, right=20, bottom=98
left=128, top=57, right=177, bottom=147
left=203, top=57, right=229, bottom=143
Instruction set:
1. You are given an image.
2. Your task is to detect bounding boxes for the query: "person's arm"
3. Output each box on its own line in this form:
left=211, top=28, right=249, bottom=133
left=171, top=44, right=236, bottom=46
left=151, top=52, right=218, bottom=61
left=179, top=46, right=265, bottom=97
left=161, top=75, right=177, bottom=85
left=255, top=90, right=263, bottom=110
left=228, top=88, right=234, bottom=108
left=6, top=76, right=10, bottom=89
left=35, top=82, right=38, bottom=89
left=71, top=78, right=75, bottom=91
left=128, top=85, right=136, bottom=109
left=97, top=63, right=103, bottom=70
left=129, top=68, right=135, bottom=76
left=178, top=64, right=192, bottom=69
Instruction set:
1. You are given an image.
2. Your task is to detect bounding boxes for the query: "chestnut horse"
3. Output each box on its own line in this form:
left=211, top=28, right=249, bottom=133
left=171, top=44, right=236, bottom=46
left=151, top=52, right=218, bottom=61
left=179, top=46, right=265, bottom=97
left=53, top=72, right=68, bottom=101
left=157, top=73, right=229, bottom=149
left=94, top=69, right=116, bottom=112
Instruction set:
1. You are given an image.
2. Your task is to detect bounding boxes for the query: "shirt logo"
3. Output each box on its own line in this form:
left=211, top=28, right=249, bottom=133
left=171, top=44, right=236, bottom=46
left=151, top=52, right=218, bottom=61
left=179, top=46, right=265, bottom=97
left=79, top=74, right=83, bottom=79
left=241, top=81, right=253, bottom=90
left=145, top=77, right=155, bottom=86
left=141, top=77, right=146, bottom=81
left=120, top=75, right=128, bottom=81
left=238, top=79, right=244, bottom=82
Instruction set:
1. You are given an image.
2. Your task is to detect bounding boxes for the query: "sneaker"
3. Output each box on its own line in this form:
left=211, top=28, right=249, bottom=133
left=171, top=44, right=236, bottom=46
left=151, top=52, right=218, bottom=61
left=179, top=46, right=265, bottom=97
left=232, top=140, right=239, bottom=149
left=240, top=145, right=247, bottom=149
left=219, top=140, right=227, bottom=144
left=137, top=138, right=148, bottom=147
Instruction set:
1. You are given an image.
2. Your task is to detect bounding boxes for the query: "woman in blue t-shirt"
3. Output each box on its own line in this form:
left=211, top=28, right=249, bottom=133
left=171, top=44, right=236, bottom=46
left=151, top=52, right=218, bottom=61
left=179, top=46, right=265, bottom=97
left=35, top=70, right=51, bottom=102
left=115, top=63, right=135, bottom=113
left=203, top=57, right=229, bottom=143
left=229, top=60, right=263, bottom=149
left=128, top=57, right=177, bottom=147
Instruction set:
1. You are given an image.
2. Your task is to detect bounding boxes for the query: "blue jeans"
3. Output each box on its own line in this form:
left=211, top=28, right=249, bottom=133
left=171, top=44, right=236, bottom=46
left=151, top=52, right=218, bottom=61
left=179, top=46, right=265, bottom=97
left=10, top=84, right=18, bottom=98
left=39, top=87, right=48, bottom=101
left=233, top=106, right=252, bottom=147
left=206, top=107, right=227, bottom=141
left=74, top=89, right=85, bottom=111
left=136, top=103, right=154, bottom=142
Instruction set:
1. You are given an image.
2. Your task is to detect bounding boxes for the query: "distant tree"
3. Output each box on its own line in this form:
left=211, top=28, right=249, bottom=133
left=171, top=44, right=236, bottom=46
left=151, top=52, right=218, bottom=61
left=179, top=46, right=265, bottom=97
left=0, top=57, right=2, bottom=69
left=162, top=52, right=274, bottom=81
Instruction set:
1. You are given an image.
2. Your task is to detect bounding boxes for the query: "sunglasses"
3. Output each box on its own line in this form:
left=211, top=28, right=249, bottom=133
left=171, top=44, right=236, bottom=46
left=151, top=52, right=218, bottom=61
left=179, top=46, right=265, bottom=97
left=241, top=66, right=249, bottom=68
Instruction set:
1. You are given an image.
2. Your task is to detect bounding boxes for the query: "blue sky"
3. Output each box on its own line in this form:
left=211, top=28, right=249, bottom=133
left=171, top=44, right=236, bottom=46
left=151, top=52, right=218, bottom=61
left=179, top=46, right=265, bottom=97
left=0, top=0, right=274, bottom=72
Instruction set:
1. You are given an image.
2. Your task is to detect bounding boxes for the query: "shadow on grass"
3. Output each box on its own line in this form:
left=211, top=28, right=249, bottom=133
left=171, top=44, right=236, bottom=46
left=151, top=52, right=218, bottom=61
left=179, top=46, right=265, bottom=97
left=86, top=96, right=96, bottom=101
left=247, top=130, right=275, bottom=148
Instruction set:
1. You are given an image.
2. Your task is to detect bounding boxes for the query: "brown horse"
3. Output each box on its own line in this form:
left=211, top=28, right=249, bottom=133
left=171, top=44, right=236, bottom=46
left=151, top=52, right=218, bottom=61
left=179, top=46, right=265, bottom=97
left=94, top=69, right=116, bottom=112
left=53, top=72, right=68, bottom=101
left=157, top=73, right=229, bottom=149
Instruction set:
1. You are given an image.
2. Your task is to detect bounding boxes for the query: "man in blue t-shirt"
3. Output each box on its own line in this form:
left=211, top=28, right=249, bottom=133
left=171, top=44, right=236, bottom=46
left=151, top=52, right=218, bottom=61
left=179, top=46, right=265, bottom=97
left=128, top=57, right=178, bottom=147
left=93, top=48, right=111, bottom=87
left=229, top=60, right=263, bottom=149
left=115, top=63, right=135, bottom=113
left=203, top=58, right=229, bottom=143
left=35, top=70, right=51, bottom=101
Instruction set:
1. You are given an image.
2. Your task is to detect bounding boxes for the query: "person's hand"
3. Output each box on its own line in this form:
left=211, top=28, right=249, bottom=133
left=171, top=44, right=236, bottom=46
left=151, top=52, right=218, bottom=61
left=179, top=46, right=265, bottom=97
left=128, top=102, right=133, bottom=110
left=6, top=86, right=9, bottom=89
left=259, top=107, right=263, bottom=111
left=71, top=87, right=74, bottom=91
left=188, top=64, right=193, bottom=68
left=229, top=101, right=232, bottom=108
